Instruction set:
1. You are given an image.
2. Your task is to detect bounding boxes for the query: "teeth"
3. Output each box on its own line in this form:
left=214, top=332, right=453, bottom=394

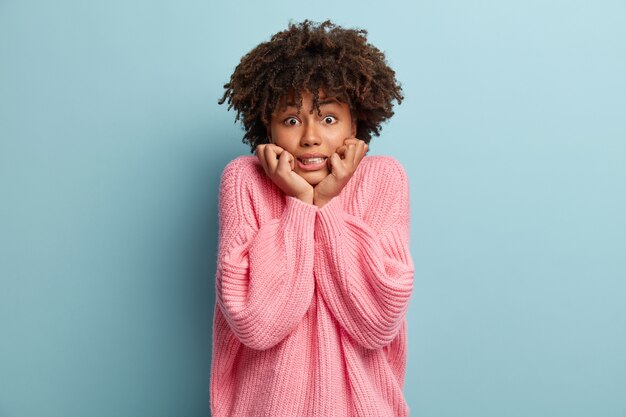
left=300, top=157, right=325, bottom=165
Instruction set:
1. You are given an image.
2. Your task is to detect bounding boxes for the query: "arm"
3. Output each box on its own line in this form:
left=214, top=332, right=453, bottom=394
left=313, top=158, right=414, bottom=349
left=215, top=158, right=317, bottom=350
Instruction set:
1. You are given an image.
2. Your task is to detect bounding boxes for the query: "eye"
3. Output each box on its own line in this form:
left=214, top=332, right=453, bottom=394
left=283, top=117, right=300, bottom=126
left=323, top=115, right=337, bottom=125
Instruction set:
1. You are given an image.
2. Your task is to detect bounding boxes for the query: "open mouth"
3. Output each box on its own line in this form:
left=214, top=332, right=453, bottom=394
left=297, top=156, right=328, bottom=171
left=298, top=157, right=326, bottom=165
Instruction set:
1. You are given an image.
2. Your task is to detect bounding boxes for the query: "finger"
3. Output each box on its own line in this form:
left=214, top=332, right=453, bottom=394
left=328, top=153, right=346, bottom=177
left=335, top=145, right=347, bottom=159
left=276, top=150, right=293, bottom=175
left=353, top=142, right=367, bottom=168
left=349, top=141, right=366, bottom=163
left=343, top=140, right=366, bottom=174
left=263, top=144, right=279, bottom=173
left=256, top=144, right=270, bottom=174
left=344, top=142, right=357, bottom=164
left=344, top=137, right=367, bottom=153
left=355, top=141, right=368, bottom=160
left=266, top=143, right=285, bottom=159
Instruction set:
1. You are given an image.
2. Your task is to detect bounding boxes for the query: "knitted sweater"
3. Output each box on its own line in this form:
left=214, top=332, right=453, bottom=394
left=210, top=155, right=414, bottom=417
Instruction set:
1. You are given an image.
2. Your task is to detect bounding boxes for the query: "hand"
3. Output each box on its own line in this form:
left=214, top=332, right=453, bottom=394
left=256, top=144, right=314, bottom=204
left=314, top=138, right=368, bottom=207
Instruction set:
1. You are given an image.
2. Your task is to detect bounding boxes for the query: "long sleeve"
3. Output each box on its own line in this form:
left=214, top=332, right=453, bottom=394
left=211, top=156, right=413, bottom=417
left=216, top=158, right=317, bottom=350
left=313, top=157, right=414, bottom=349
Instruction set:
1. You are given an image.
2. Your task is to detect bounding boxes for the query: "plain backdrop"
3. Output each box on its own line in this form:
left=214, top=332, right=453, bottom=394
left=1, top=0, right=625, bottom=416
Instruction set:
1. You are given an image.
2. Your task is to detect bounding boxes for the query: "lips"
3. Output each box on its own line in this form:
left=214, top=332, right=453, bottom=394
left=297, top=153, right=328, bottom=171
left=299, top=157, right=326, bottom=165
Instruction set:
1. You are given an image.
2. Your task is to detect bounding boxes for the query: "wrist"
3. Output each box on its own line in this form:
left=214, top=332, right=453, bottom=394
left=295, top=188, right=314, bottom=205
left=313, top=190, right=333, bottom=208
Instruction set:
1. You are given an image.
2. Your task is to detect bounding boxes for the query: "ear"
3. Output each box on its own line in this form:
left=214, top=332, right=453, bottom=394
left=351, top=118, right=357, bottom=138
left=266, top=125, right=272, bottom=143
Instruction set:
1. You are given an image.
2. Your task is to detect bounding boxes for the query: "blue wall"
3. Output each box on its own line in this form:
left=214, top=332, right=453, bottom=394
left=1, top=1, right=625, bottom=416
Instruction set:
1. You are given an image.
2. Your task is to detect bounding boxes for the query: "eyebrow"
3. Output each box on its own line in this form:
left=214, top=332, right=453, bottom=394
left=318, top=98, right=341, bottom=106
left=284, top=97, right=341, bottom=107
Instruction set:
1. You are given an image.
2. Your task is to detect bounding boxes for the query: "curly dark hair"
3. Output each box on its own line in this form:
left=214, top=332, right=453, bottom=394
left=218, top=20, right=403, bottom=153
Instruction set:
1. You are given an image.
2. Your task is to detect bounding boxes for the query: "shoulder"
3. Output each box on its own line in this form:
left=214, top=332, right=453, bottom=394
left=358, top=155, right=409, bottom=186
left=221, top=155, right=263, bottom=179
left=219, top=155, right=281, bottom=207
left=220, top=156, right=265, bottom=189
left=346, top=156, right=410, bottom=226
left=219, top=156, right=266, bottom=200
left=219, top=156, right=284, bottom=223
left=360, top=155, right=407, bottom=173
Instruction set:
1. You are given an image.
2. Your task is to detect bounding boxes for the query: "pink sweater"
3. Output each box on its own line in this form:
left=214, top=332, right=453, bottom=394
left=210, top=155, right=414, bottom=416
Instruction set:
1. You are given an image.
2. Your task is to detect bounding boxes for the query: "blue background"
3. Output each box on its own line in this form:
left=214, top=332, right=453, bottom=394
left=1, top=0, right=625, bottom=416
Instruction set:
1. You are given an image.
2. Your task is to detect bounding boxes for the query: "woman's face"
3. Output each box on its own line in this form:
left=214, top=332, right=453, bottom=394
left=268, top=90, right=356, bottom=186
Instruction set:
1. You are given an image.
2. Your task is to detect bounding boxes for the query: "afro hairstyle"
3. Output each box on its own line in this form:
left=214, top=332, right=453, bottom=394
left=219, top=19, right=403, bottom=153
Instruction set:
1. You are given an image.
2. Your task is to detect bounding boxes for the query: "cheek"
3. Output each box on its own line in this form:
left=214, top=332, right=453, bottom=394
left=270, top=126, right=293, bottom=148
left=328, top=128, right=351, bottom=149
left=269, top=124, right=280, bottom=143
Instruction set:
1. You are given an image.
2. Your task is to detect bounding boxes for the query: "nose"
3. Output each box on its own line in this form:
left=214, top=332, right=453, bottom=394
left=300, top=121, right=321, bottom=147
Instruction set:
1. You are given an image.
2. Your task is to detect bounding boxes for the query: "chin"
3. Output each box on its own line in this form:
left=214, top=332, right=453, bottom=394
left=301, top=170, right=328, bottom=186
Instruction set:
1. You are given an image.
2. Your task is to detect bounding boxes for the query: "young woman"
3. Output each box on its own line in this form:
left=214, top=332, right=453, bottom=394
left=212, top=20, right=414, bottom=416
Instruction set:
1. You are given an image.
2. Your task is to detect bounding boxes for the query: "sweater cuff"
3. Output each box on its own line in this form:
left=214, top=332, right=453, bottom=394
left=281, top=196, right=318, bottom=235
left=315, top=197, right=344, bottom=240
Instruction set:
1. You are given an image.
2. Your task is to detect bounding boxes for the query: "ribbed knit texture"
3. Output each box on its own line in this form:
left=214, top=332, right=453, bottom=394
left=210, top=155, right=414, bottom=417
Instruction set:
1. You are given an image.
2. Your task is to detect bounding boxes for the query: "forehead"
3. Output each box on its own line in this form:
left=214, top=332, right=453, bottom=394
left=276, top=89, right=346, bottom=111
